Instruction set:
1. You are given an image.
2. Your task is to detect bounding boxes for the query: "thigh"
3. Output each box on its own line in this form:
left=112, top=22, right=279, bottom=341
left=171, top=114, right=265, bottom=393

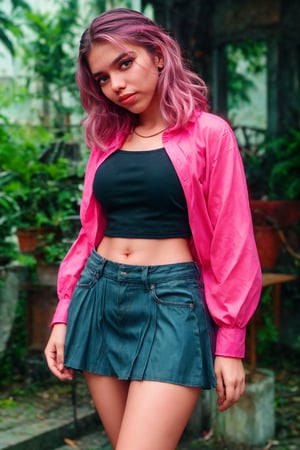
left=116, top=380, right=201, bottom=450
left=84, top=372, right=129, bottom=449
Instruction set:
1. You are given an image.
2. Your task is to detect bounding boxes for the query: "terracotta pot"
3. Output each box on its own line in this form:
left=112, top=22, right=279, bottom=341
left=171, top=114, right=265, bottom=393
left=16, top=227, right=43, bottom=253
left=16, top=226, right=62, bottom=254
left=250, top=200, right=300, bottom=227
left=254, top=225, right=281, bottom=270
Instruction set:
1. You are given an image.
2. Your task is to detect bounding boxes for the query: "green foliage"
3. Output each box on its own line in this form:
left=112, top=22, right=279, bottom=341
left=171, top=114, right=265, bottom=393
left=0, top=2, right=89, bottom=269
left=295, top=335, right=300, bottom=351
left=0, top=193, right=18, bottom=265
left=257, top=287, right=280, bottom=356
left=19, top=0, right=81, bottom=128
left=0, top=398, right=17, bottom=408
left=242, top=145, right=268, bottom=200
left=0, top=0, right=30, bottom=55
left=0, top=123, right=82, bottom=230
left=267, top=129, right=300, bottom=200
left=227, top=40, right=266, bottom=111
left=0, top=120, right=83, bottom=268
left=39, top=241, right=69, bottom=265
left=16, top=253, right=36, bottom=268
left=227, top=42, right=299, bottom=201
left=0, top=167, right=19, bottom=264
left=243, top=128, right=300, bottom=200
left=93, top=0, right=107, bottom=11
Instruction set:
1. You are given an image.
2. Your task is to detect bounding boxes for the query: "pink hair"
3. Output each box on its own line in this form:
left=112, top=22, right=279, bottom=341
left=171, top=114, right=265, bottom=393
left=76, top=8, right=208, bottom=149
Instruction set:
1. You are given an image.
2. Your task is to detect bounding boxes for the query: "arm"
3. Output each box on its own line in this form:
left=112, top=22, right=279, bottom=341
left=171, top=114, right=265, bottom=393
left=51, top=144, right=105, bottom=325
left=202, top=118, right=262, bottom=410
left=45, top=146, right=104, bottom=378
left=44, top=227, right=94, bottom=379
left=51, top=227, right=94, bottom=325
left=202, top=119, right=262, bottom=357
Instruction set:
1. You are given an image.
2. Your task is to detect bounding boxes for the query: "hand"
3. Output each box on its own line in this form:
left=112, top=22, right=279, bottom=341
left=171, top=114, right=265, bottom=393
left=214, top=356, right=245, bottom=412
left=44, top=323, right=73, bottom=381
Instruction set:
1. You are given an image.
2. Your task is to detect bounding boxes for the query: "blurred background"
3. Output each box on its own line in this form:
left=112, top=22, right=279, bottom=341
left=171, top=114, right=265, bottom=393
left=0, top=1, right=299, bottom=449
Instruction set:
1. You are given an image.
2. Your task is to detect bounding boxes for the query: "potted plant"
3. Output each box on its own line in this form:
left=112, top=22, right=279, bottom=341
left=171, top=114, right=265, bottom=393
left=0, top=122, right=83, bottom=353
left=35, top=214, right=81, bottom=285
left=0, top=123, right=82, bottom=258
left=242, top=129, right=300, bottom=269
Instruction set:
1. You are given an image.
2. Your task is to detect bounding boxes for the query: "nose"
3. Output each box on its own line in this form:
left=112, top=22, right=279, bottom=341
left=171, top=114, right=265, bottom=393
left=110, top=72, right=126, bottom=92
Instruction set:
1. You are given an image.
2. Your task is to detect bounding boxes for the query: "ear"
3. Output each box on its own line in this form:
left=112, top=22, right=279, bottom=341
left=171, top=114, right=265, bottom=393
left=154, top=52, right=164, bottom=70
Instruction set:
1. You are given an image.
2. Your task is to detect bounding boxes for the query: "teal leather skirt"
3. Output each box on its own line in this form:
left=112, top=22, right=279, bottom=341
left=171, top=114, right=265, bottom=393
left=64, top=250, right=216, bottom=388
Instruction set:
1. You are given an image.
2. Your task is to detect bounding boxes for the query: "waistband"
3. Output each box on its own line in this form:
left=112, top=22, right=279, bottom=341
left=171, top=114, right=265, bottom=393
left=87, top=249, right=200, bottom=284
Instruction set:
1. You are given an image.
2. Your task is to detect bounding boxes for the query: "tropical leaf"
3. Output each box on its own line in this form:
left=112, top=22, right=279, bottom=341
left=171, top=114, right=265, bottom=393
left=0, top=27, right=14, bottom=54
left=0, top=0, right=30, bottom=54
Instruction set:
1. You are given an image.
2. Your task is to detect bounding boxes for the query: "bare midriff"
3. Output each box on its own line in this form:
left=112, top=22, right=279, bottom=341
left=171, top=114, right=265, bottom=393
left=96, top=237, right=193, bottom=266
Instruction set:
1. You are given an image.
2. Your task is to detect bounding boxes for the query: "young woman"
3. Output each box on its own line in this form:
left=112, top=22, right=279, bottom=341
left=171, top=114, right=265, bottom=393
left=45, top=8, right=262, bottom=450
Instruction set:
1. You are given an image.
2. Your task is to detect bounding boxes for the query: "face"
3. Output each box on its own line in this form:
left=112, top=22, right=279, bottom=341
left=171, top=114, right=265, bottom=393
left=88, top=41, right=163, bottom=117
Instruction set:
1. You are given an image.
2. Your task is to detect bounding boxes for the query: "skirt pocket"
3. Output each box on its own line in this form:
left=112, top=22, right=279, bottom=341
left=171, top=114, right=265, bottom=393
left=150, top=278, right=196, bottom=309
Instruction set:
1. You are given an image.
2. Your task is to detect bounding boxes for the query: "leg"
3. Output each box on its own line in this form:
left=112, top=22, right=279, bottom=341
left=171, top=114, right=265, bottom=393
left=116, top=381, right=201, bottom=450
left=84, top=372, right=129, bottom=449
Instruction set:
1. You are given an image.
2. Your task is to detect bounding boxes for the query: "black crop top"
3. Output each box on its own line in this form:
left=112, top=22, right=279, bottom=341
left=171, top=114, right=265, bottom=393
left=93, top=148, right=191, bottom=238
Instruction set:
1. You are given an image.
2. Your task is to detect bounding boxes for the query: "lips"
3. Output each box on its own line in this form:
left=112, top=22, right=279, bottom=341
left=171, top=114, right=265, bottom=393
left=119, top=93, right=137, bottom=105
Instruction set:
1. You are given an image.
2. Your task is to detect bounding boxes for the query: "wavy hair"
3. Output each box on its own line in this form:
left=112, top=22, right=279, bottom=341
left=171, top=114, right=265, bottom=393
left=76, top=8, right=208, bottom=149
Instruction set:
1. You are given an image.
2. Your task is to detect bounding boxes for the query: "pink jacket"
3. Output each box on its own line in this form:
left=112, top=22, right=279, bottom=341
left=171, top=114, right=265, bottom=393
left=52, top=111, right=262, bottom=358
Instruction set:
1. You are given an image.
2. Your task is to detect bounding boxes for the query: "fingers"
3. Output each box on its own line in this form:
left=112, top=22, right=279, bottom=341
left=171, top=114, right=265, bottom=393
left=45, top=343, right=73, bottom=381
left=215, top=373, right=226, bottom=405
left=217, top=380, right=243, bottom=412
left=44, top=324, right=74, bottom=382
left=214, top=356, right=245, bottom=412
left=54, top=338, right=65, bottom=372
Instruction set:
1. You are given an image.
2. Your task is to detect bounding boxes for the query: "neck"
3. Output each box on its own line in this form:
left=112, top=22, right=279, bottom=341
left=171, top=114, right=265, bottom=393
left=133, top=126, right=168, bottom=139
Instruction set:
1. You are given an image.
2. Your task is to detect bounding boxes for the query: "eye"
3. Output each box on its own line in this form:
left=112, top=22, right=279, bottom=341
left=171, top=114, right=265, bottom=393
left=120, top=58, right=134, bottom=70
left=97, top=74, right=109, bottom=86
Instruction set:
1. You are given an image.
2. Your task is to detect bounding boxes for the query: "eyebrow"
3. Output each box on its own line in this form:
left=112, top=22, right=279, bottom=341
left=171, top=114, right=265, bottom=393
left=91, top=51, right=134, bottom=78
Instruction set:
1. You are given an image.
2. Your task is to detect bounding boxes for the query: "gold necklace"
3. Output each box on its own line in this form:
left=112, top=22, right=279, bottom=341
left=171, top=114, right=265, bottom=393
left=133, top=127, right=168, bottom=138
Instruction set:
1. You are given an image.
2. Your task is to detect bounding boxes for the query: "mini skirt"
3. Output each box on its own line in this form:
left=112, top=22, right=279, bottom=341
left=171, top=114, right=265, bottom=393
left=64, top=250, right=216, bottom=388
